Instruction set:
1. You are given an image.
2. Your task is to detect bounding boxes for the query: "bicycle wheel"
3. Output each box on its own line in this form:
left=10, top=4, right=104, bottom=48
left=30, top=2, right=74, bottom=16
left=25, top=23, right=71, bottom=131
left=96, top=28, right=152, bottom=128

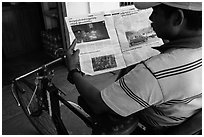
left=14, top=79, right=58, bottom=135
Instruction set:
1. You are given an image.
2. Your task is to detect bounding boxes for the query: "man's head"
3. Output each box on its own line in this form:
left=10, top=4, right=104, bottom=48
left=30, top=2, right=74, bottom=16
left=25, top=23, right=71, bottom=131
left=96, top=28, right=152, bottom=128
left=134, top=2, right=202, bottom=40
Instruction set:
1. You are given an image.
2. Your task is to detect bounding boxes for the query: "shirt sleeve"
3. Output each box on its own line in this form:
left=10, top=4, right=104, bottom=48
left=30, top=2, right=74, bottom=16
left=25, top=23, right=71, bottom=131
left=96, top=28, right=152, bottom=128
left=101, top=63, right=164, bottom=117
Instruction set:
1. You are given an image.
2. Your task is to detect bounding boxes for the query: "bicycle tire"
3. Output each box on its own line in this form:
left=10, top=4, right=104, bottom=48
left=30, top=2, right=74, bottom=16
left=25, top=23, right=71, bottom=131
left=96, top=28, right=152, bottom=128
left=14, top=79, right=58, bottom=135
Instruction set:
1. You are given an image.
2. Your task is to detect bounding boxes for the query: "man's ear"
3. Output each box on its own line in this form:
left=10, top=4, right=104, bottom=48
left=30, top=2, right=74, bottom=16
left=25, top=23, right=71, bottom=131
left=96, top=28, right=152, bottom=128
left=172, top=9, right=184, bottom=26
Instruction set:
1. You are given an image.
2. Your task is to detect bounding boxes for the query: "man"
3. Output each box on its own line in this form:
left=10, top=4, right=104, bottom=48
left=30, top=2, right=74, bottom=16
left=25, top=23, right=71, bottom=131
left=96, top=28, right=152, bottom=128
left=65, top=2, right=202, bottom=134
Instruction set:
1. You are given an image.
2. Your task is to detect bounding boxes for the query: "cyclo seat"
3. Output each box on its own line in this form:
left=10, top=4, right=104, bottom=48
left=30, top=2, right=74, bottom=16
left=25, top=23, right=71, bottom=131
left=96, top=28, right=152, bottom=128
left=164, top=109, right=202, bottom=135
left=94, top=109, right=202, bottom=135
left=92, top=113, right=139, bottom=135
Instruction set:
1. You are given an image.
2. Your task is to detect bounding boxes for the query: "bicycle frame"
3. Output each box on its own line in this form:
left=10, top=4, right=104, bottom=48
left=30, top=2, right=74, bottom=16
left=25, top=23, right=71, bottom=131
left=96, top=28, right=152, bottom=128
left=11, top=57, right=95, bottom=135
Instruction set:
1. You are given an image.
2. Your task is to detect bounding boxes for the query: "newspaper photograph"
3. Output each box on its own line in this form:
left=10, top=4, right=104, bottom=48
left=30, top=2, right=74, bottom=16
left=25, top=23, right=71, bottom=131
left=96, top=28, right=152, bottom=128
left=65, top=12, right=126, bottom=75
left=112, top=6, right=163, bottom=66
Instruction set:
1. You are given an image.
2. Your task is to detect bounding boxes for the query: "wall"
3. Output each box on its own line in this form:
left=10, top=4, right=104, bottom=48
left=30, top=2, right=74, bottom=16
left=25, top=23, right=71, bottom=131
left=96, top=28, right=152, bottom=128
left=65, top=2, right=120, bottom=17
left=2, top=3, right=44, bottom=59
left=89, top=2, right=119, bottom=13
left=65, top=2, right=90, bottom=17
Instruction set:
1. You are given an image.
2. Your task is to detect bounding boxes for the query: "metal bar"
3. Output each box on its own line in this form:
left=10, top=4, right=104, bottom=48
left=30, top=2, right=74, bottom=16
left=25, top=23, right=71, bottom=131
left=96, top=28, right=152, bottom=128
left=48, top=85, right=69, bottom=134
left=56, top=94, right=94, bottom=128
left=11, top=83, right=21, bottom=106
left=14, top=57, right=63, bottom=81
left=27, top=85, right=38, bottom=115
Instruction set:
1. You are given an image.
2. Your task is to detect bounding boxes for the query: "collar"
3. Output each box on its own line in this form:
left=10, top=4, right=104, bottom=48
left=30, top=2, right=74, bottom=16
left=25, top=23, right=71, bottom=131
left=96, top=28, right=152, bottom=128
left=153, top=36, right=202, bottom=53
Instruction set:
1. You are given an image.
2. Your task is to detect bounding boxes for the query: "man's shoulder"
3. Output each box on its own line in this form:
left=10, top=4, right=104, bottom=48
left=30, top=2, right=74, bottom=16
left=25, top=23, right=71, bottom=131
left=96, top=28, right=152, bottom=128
left=144, top=48, right=202, bottom=73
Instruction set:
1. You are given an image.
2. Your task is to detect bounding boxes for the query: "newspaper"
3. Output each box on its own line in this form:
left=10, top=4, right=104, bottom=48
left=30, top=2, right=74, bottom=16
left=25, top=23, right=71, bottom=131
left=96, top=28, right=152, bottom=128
left=65, top=6, right=163, bottom=75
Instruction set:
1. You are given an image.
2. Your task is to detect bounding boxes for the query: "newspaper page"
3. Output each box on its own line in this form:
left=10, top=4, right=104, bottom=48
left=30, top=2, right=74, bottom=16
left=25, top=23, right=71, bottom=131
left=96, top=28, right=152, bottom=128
left=112, top=6, right=163, bottom=66
left=65, top=12, right=126, bottom=75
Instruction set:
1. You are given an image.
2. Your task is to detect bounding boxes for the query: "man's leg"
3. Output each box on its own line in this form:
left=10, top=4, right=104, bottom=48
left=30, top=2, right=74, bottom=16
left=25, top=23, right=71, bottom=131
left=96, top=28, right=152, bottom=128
left=78, top=96, right=139, bottom=134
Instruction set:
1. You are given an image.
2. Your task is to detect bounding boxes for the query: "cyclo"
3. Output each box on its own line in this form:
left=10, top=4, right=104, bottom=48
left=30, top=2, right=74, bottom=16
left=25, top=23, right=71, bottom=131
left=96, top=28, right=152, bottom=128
left=11, top=51, right=139, bottom=135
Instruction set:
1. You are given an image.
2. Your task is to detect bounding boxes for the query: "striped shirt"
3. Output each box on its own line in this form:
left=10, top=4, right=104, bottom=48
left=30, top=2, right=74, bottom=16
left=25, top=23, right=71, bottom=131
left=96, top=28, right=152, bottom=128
left=101, top=36, right=202, bottom=127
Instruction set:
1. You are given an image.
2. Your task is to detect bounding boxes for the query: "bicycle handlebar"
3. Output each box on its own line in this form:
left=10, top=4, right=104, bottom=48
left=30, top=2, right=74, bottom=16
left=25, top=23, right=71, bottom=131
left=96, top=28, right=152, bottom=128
left=14, top=56, right=65, bottom=81
left=11, top=56, right=65, bottom=106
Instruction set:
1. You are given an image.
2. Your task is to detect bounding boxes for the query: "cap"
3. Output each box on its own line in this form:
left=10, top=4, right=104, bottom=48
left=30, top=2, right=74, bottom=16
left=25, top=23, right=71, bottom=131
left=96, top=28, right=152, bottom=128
left=134, top=2, right=202, bottom=11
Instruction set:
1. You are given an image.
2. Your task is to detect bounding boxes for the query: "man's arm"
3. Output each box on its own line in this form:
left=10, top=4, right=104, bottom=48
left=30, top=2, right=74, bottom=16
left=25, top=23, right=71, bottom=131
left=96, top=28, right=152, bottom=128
left=65, top=39, right=116, bottom=115
left=71, top=72, right=111, bottom=115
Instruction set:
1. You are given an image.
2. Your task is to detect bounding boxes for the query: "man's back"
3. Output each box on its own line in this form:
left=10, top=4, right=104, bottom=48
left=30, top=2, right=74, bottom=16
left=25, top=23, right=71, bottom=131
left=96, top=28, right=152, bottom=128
left=142, top=37, right=202, bottom=127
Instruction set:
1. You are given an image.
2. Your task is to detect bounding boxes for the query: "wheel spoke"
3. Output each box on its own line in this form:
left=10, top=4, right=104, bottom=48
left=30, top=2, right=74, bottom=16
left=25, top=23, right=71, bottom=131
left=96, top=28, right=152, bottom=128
left=15, top=80, right=58, bottom=135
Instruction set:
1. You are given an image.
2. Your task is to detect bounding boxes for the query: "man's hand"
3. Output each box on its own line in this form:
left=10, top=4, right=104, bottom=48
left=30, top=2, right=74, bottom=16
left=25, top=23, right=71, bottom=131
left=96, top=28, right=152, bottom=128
left=65, top=39, right=80, bottom=71
left=65, top=39, right=112, bottom=115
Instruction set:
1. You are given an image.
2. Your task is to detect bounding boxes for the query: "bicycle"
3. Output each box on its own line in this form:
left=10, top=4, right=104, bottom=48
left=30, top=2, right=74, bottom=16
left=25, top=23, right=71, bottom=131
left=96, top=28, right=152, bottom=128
left=11, top=52, right=139, bottom=135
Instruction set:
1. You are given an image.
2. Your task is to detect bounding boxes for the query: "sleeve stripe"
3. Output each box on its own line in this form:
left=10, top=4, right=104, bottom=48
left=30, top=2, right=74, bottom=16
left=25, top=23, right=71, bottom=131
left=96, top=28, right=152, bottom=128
left=156, top=62, right=201, bottom=79
left=168, top=116, right=186, bottom=121
left=145, top=116, right=160, bottom=126
left=163, top=93, right=202, bottom=105
left=119, top=77, right=150, bottom=108
left=151, top=106, right=165, bottom=116
left=155, top=60, right=201, bottom=77
left=152, top=107, right=187, bottom=121
left=157, top=64, right=201, bottom=79
left=154, top=58, right=201, bottom=75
